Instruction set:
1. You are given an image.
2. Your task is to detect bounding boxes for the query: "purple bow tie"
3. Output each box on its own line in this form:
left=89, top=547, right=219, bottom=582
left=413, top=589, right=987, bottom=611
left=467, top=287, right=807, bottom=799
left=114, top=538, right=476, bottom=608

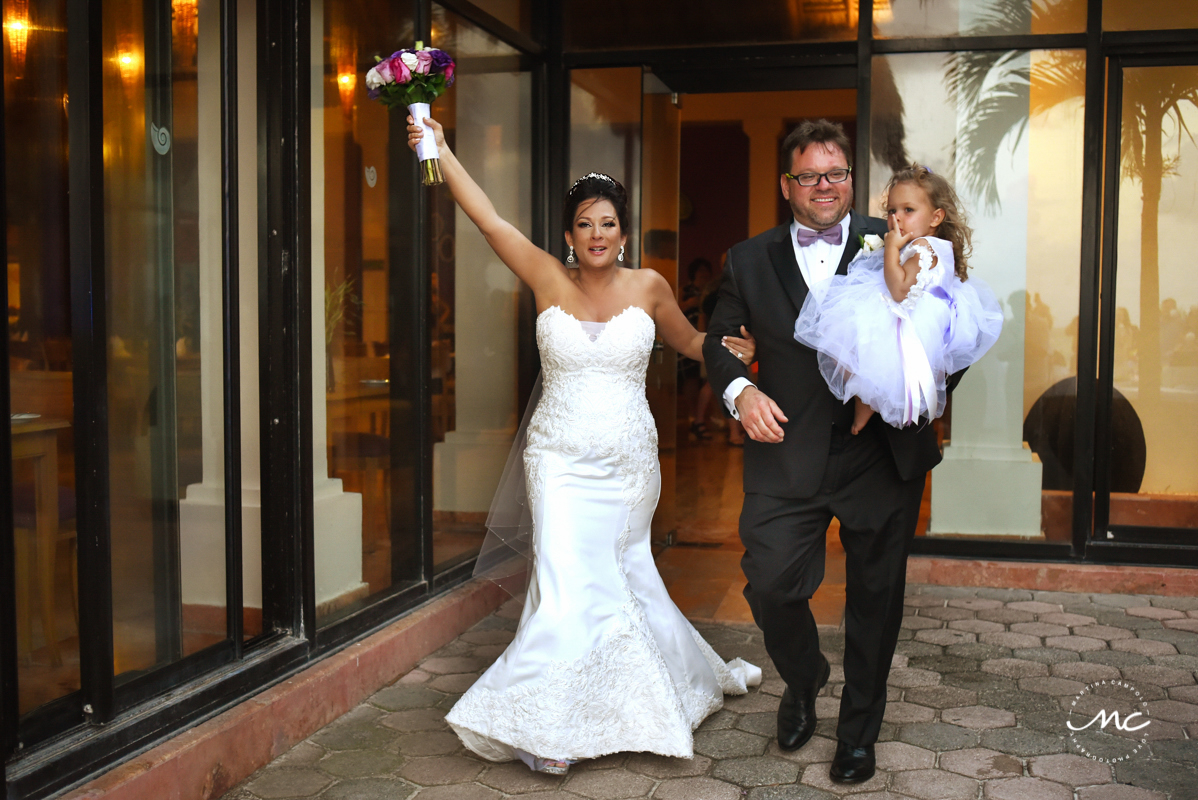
left=796, top=226, right=843, bottom=247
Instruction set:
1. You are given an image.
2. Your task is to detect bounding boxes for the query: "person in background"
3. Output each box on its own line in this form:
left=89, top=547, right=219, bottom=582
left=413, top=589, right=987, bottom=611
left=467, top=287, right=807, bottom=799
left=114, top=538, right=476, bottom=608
left=679, top=257, right=714, bottom=440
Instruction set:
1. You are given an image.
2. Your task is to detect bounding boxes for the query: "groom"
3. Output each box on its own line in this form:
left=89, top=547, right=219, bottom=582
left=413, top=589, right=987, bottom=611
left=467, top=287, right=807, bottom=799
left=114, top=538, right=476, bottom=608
left=703, top=120, right=959, bottom=784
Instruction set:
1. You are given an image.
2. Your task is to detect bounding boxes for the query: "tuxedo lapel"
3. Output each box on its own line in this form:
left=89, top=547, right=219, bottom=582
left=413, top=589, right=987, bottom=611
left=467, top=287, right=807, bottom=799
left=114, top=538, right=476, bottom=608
left=836, top=211, right=869, bottom=276
left=767, top=225, right=808, bottom=314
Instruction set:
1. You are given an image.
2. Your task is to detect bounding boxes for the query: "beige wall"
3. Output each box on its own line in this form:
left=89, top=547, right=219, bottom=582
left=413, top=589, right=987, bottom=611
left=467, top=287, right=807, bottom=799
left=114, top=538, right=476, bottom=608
left=680, top=90, right=856, bottom=236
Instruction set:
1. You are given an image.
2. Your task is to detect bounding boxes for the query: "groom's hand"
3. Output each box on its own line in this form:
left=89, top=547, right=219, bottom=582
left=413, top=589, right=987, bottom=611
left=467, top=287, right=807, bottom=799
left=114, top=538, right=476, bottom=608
left=735, top=386, right=788, bottom=443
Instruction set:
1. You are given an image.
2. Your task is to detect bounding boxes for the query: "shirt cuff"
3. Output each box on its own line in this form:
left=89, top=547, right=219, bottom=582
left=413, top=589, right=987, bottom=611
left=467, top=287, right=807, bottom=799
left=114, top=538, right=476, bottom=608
left=723, top=377, right=754, bottom=420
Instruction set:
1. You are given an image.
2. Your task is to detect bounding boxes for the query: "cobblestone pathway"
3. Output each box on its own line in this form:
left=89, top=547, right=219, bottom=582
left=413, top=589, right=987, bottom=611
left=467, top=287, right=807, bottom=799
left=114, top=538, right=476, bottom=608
left=223, top=585, right=1198, bottom=800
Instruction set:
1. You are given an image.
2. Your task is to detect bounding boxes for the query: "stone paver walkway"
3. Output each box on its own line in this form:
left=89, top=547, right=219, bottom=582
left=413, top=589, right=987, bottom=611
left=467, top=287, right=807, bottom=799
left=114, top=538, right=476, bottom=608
left=222, top=585, right=1198, bottom=800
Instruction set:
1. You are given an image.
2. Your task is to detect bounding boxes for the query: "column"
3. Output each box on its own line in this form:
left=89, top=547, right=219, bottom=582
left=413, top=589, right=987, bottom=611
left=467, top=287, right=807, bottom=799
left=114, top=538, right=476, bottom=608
left=179, top=0, right=365, bottom=617
left=929, top=53, right=1042, bottom=538
left=743, top=118, right=784, bottom=237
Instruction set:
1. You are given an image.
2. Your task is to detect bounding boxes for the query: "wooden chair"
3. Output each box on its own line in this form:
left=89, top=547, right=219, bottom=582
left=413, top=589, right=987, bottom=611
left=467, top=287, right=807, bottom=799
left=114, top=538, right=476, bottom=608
left=12, top=483, right=77, bottom=666
left=9, top=370, right=76, bottom=666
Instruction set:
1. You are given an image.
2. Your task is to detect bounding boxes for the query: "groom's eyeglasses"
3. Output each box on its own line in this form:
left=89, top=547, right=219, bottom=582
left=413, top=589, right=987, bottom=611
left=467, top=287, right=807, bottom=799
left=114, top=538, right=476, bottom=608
left=783, top=168, right=852, bottom=187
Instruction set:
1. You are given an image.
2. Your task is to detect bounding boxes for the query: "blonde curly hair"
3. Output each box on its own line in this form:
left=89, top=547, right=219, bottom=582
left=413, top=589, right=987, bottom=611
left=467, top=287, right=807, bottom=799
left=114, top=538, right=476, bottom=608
left=883, top=164, right=973, bottom=281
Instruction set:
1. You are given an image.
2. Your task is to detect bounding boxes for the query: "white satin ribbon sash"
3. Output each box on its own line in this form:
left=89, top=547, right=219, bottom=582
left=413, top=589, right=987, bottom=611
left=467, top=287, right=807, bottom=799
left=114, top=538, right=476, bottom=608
left=886, top=294, right=937, bottom=426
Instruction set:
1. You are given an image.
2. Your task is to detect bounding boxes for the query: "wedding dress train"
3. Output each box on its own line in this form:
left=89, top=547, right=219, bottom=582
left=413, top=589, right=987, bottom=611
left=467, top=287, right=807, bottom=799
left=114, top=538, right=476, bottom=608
left=446, top=305, right=759, bottom=763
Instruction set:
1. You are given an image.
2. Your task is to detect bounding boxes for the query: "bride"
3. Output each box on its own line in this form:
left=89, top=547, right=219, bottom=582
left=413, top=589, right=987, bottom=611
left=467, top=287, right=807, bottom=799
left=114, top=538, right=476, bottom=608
left=407, top=117, right=761, bottom=775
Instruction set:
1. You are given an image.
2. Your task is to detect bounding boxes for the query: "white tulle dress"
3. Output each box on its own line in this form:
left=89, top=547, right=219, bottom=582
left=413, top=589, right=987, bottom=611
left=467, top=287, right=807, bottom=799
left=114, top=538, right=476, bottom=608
left=793, top=236, right=1003, bottom=427
left=446, top=305, right=760, bottom=764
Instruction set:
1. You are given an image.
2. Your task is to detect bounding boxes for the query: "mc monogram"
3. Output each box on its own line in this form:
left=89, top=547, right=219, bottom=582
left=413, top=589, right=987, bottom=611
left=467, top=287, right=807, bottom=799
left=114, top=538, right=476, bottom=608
left=1066, top=680, right=1152, bottom=763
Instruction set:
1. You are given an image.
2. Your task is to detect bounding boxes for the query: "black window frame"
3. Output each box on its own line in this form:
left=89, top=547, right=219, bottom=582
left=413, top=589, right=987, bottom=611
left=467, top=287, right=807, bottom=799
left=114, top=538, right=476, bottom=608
left=4, top=2, right=1198, bottom=798
left=0, top=0, right=553, bottom=796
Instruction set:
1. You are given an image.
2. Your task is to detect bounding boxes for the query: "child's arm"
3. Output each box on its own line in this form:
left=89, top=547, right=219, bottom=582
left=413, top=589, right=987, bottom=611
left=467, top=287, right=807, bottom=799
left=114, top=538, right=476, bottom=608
left=884, top=229, right=937, bottom=304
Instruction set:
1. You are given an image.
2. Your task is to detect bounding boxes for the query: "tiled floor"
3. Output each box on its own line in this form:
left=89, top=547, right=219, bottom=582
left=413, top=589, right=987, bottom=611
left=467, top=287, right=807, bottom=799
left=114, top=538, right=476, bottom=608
left=221, top=585, right=1198, bottom=800
left=217, top=429, right=1198, bottom=800
left=665, top=432, right=848, bottom=626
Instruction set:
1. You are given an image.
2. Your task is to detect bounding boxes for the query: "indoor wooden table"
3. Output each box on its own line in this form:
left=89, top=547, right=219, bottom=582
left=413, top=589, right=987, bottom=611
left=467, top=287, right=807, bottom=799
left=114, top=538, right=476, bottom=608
left=10, top=415, right=70, bottom=666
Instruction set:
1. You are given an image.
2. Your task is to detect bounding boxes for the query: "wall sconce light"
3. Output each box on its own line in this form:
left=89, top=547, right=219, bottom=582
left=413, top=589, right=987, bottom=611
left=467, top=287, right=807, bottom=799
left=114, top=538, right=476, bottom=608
left=4, top=0, right=30, bottom=79
left=115, top=37, right=141, bottom=86
left=119, top=51, right=136, bottom=81
left=337, top=71, right=356, bottom=115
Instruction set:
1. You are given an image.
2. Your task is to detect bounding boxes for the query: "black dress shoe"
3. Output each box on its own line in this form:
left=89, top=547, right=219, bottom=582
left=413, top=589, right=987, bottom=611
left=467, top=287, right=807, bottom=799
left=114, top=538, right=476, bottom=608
left=776, top=657, right=830, bottom=751
left=830, top=741, right=876, bottom=784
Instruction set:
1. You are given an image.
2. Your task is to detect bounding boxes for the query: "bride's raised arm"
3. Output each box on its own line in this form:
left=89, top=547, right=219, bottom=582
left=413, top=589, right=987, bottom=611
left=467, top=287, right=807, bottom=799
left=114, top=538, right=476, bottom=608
left=407, top=116, right=565, bottom=295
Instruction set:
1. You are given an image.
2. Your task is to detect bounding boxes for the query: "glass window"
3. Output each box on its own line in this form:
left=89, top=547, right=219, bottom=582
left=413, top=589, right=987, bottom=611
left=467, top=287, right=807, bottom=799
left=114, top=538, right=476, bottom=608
left=427, top=4, right=531, bottom=576
left=1107, top=64, right=1198, bottom=527
left=6, top=0, right=78, bottom=714
left=870, top=49, right=1086, bottom=543
left=104, top=0, right=233, bottom=681
left=7, top=0, right=255, bottom=716
left=1104, top=1, right=1198, bottom=31
left=468, top=0, right=532, bottom=37
left=175, top=0, right=259, bottom=648
left=313, top=0, right=416, bottom=626
left=564, top=0, right=855, bottom=50
left=313, top=0, right=532, bottom=623
left=875, top=0, right=1085, bottom=38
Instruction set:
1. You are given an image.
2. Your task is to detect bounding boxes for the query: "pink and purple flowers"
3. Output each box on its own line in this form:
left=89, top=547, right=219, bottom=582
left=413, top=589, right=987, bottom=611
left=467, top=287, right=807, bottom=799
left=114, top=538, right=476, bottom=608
left=365, top=45, right=455, bottom=109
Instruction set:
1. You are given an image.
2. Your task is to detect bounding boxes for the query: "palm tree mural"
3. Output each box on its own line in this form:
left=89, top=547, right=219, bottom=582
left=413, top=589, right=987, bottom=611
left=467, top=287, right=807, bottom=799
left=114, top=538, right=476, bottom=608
left=940, top=0, right=1197, bottom=403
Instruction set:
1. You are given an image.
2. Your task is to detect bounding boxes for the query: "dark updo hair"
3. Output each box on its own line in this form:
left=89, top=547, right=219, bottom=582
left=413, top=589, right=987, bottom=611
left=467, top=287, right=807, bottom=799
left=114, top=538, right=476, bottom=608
left=563, top=172, right=629, bottom=233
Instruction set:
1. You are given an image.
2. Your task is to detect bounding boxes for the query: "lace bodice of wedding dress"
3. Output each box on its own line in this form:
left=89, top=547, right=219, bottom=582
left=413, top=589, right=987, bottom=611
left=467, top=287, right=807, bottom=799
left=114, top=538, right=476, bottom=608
left=525, top=305, right=660, bottom=510
left=445, top=305, right=760, bottom=764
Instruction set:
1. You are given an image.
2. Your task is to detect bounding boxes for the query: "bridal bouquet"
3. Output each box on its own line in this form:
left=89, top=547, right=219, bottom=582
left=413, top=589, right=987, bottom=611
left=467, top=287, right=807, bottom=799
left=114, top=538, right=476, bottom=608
left=365, top=42, right=455, bottom=185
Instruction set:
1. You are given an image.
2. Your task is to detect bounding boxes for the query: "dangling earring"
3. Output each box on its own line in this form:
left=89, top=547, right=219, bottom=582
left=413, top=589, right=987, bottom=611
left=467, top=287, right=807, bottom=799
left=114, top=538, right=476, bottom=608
left=566, top=246, right=575, bottom=264
left=618, top=245, right=625, bottom=262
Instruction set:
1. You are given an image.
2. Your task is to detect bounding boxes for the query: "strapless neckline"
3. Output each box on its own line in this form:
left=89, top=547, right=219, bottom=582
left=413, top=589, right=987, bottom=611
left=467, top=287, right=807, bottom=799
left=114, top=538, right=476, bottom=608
left=538, top=304, right=652, bottom=332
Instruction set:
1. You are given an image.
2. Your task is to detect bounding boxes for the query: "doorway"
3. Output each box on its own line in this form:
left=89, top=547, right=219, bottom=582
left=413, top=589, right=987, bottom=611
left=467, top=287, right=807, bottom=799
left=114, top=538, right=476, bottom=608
left=661, top=89, right=857, bottom=626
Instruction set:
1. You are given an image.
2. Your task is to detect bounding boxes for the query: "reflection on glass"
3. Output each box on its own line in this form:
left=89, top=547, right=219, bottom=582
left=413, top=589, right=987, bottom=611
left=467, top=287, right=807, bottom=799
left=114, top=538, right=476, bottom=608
left=315, top=0, right=415, bottom=626
left=1105, top=0, right=1198, bottom=31
left=176, top=0, right=259, bottom=645
left=6, top=0, right=79, bottom=714
left=875, top=0, right=1085, bottom=38
left=428, top=5, right=530, bottom=575
left=468, top=0, right=531, bottom=35
left=315, top=0, right=532, bottom=619
left=1110, top=65, right=1198, bottom=524
left=564, top=0, right=854, bottom=50
left=871, top=50, right=1085, bottom=542
left=104, top=0, right=222, bottom=680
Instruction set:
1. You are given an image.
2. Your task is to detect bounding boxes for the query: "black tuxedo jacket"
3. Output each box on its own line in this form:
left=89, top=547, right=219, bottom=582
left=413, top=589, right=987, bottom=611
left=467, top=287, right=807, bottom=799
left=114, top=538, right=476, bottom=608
left=703, top=213, right=953, bottom=499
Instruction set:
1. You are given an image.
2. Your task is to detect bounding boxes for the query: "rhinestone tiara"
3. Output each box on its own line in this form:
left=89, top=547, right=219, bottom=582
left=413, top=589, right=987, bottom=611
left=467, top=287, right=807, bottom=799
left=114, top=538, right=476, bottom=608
left=569, top=172, right=618, bottom=191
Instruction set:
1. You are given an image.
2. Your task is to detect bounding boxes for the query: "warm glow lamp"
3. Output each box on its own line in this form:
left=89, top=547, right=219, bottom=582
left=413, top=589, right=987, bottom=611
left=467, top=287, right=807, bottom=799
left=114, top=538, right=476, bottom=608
left=4, top=0, right=30, bottom=79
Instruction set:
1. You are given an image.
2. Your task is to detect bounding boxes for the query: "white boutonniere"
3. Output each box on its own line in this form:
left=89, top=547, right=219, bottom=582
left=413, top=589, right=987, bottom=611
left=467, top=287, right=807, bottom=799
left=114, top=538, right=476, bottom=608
left=860, top=234, right=884, bottom=253
left=848, top=233, right=885, bottom=268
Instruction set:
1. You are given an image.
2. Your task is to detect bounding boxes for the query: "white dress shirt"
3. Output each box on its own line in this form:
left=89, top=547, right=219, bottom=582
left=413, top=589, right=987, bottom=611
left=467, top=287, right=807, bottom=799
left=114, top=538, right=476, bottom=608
left=722, top=215, right=851, bottom=418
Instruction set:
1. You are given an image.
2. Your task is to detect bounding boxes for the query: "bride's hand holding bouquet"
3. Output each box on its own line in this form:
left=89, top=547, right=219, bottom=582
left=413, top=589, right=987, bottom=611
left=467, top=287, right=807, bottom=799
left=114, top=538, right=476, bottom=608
left=366, top=43, right=455, bottom=185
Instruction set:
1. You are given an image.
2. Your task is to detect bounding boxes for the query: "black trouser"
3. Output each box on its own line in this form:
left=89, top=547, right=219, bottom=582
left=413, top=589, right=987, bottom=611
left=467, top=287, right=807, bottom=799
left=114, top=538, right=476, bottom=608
left=739, top=425, right=925, bottom=747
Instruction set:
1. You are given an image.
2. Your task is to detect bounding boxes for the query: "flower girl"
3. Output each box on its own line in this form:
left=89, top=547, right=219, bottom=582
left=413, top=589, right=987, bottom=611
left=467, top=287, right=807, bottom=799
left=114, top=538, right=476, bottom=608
left=793, top=164, right=1003, bottom=433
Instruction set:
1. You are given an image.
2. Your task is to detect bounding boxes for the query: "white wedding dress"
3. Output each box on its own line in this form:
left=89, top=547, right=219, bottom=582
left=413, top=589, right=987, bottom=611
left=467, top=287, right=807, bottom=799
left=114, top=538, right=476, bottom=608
left=446, top=305, right=760, bottom=763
